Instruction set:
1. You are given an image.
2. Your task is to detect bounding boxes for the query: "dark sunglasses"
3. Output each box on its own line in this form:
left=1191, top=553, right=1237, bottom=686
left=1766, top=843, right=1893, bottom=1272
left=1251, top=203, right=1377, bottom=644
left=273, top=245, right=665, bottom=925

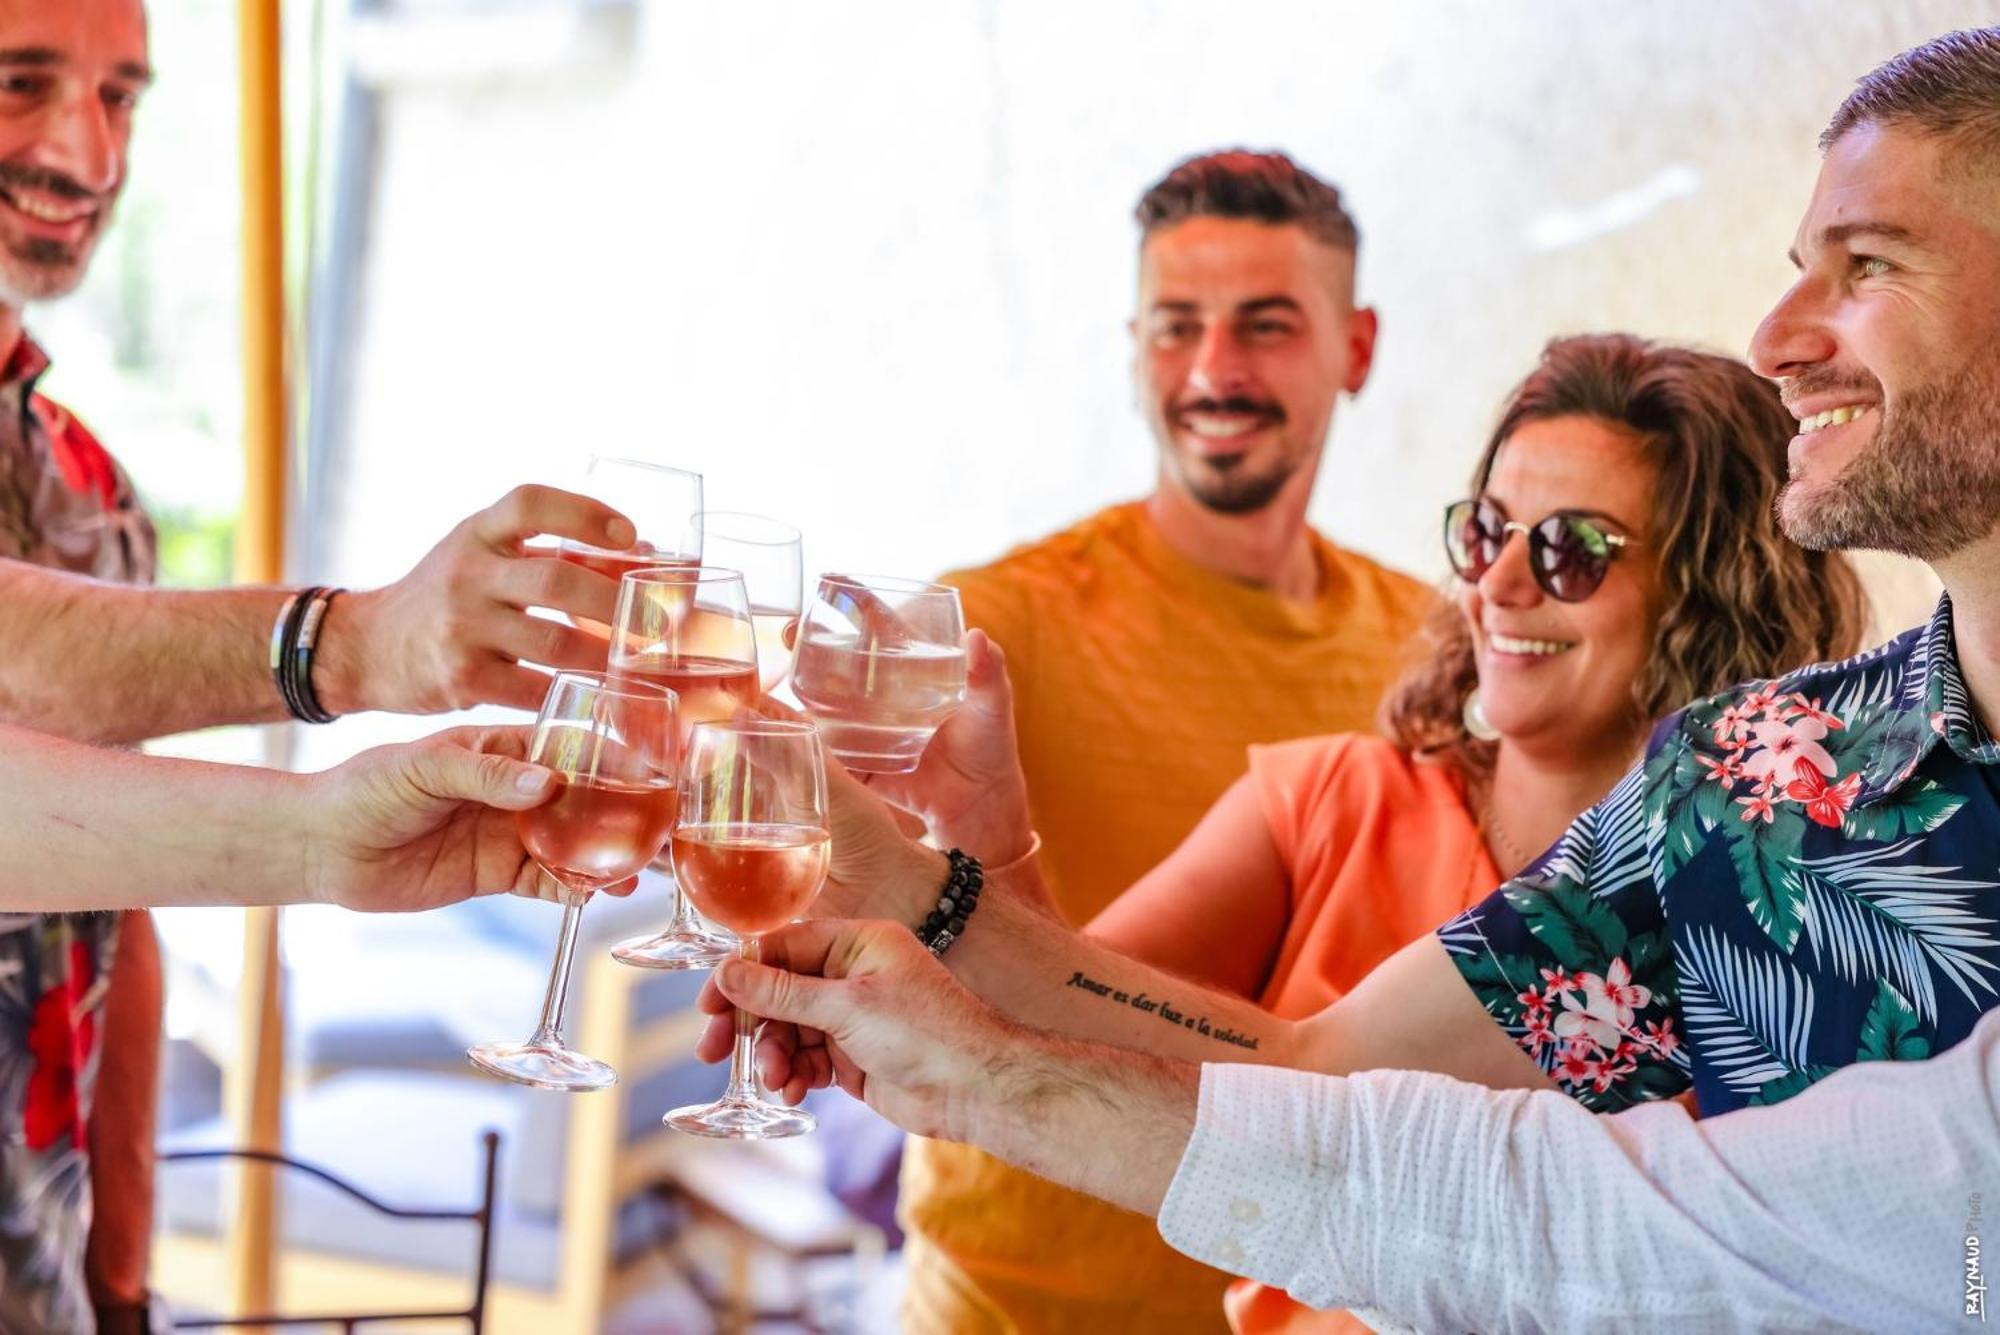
left=1443, top=496, right=1633, bottom=603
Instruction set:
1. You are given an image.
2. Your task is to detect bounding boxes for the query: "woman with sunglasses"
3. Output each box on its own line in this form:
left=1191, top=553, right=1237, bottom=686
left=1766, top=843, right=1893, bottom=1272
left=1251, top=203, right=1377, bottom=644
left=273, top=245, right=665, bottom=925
left=768, top=333, right=1866, bottom=1331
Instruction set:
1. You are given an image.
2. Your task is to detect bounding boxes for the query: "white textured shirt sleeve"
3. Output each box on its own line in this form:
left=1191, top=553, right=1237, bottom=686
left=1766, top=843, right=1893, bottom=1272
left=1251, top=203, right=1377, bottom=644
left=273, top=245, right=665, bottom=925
left=1157, top=1009, right=2000, bottom=1333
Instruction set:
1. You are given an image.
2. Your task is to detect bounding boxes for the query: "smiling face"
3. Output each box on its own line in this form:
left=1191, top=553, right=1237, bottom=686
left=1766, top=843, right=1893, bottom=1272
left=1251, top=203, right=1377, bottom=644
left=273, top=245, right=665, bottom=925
left=1457, top=414, right=1660, bottom=759
left=1133, top=216, right=1376, bottom=516
left=0, top=0, right=149, bottom=307
left=1750, top=121, right=2000, bottom=562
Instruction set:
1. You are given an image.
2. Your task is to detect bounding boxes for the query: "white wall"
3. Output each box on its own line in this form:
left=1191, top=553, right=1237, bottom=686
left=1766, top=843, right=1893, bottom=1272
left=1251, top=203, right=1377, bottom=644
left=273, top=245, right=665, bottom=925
left=289, top=0, right=1974, bottom=764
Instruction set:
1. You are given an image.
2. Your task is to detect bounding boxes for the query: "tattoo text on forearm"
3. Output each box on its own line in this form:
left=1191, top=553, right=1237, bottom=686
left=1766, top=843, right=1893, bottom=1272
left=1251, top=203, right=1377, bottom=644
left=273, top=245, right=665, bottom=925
left=1064, top=969, right=1261, bottom=1051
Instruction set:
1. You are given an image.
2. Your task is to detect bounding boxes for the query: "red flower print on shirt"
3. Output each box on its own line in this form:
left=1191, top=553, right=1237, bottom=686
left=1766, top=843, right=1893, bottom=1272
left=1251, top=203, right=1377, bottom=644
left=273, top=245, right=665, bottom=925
left=23, top=941, right=97, bottom=1152
left=1785, top=767, right=1864, bottom=830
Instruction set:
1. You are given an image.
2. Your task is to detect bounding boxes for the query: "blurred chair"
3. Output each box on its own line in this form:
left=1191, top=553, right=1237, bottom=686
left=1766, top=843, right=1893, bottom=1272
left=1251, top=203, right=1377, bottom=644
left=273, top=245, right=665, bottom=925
left=161, top=1130, right=499, bottom=1332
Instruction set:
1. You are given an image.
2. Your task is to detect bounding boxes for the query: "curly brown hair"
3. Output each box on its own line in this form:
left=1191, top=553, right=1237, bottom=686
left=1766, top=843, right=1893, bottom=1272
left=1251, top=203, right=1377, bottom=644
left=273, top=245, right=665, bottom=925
left=1382, top=333, right=1868, bottom=785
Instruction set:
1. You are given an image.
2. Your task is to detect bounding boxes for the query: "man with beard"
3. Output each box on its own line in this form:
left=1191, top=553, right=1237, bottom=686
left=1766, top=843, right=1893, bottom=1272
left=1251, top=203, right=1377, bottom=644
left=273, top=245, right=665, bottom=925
left=884, top=151, right=1430, bottom=1333
left=703, top=25, right=2000, bottom=1331
left=0, top=3, right=651, bottom=1330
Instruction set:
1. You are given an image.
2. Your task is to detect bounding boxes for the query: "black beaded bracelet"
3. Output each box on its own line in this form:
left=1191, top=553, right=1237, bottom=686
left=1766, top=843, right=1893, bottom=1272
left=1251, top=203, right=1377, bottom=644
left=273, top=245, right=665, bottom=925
left=915, top=848, right=983, bottom=957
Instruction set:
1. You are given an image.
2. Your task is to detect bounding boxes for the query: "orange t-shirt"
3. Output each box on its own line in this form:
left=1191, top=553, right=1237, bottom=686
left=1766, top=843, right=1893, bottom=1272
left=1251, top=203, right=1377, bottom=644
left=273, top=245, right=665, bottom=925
left=900, top=501, right=1433, bottom=1334
left=1223, top=732, right=1499, bottom=1335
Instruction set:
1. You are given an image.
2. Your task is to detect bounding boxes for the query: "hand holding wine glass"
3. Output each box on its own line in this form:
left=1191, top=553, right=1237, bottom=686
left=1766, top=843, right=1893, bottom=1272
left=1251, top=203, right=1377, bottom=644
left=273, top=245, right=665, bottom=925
left=666, top=718, right=832, bottom=1139
left=791, top=574, right=969, bottom=774
left=467, top=672, right=679, bottom=1091
left=555, top=457, right=704, bottom=638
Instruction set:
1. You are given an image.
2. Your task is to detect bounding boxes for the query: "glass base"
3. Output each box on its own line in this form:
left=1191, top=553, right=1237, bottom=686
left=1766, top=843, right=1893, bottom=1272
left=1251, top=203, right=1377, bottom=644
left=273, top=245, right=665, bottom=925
left=611, top=925, right=737, bottom=970
left=467, top=1039, right=618, bottom=1091
left=665, top=1092, right=817, bottom=1140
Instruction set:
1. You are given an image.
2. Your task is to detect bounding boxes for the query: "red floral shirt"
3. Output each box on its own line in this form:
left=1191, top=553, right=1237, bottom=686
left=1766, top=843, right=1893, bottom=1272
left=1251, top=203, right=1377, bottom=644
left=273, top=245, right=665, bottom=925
left=0, top=332, right=156, bottom=1334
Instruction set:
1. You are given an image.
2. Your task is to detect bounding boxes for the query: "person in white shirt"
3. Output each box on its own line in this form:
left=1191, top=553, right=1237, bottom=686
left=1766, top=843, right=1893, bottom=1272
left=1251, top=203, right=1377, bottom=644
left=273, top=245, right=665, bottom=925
left=704, top=916, right=1994, bottom=1332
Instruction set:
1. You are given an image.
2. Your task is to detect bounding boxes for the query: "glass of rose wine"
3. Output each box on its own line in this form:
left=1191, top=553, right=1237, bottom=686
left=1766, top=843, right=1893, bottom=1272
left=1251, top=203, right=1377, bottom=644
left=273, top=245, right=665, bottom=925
left=605, top=566, right=760, bottom=969
left=558, top=457, right=704, bottom=638
left=468, top=672, right=679, bottom=1090
left=664, top=718, right=830, bottom=1139
left=791, top=574, right=968, bottom=773
left=698, top=512, right=804, bottom=694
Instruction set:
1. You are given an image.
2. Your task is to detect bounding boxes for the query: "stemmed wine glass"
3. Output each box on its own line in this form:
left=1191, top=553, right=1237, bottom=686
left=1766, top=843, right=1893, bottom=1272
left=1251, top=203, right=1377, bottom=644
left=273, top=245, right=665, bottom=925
left=791, top=574, right=968, bottom=773
left=699, top=512, right=804, bottom=693
left=606, top=566, right=760, bottom=969
left=664, top=719, right=830, bottom=1139
left=558, top=458, right=704, bottom=636
left=467, top=672, right=679, bottom=1090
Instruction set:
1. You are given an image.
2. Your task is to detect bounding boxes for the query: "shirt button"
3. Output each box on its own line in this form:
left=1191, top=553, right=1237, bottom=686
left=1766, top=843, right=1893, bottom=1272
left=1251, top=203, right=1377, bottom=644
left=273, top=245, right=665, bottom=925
left=1217, top=1239, right=1246, bottom=1268
left=1229, top=1198, right=1261, bottom=1224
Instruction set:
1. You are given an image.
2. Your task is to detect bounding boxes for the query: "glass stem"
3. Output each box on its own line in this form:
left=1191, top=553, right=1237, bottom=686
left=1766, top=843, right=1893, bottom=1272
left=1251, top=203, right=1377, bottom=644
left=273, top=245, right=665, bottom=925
left=530, top=896, right=588, bottom=1046
left=669, top=871, right=705, bottom=931
left=725, top=936, right=761, bottom=1102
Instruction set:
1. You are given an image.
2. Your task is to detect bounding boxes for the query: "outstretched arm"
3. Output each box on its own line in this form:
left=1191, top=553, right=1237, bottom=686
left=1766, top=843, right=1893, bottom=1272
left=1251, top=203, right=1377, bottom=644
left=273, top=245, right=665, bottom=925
left=0, top=485, right=637, bottom=745
left=0, top=721, right=567, bottom=912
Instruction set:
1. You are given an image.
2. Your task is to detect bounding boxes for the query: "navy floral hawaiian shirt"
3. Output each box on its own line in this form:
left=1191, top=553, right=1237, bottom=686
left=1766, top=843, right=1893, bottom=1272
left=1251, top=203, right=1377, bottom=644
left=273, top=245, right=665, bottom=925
left=1442, top=596, right=2000, bottom=1116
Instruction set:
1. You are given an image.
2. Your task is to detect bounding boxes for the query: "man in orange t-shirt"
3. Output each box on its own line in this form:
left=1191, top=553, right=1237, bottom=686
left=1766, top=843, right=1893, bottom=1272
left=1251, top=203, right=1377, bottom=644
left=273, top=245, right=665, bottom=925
left=895, top=150, right=1432, bottom=1333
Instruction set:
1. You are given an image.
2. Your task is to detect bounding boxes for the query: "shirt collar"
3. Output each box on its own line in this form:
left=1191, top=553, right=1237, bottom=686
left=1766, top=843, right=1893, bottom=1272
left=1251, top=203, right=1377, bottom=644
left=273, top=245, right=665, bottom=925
left=2, top=332, right=50, bottom=392
left=1855, top=595, right=2000, bottom=803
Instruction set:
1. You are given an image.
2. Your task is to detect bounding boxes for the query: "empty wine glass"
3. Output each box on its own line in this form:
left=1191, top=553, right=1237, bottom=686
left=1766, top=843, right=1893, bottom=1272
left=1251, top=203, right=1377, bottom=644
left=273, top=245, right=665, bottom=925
left=699, top=511, right=803, bottom=693
left=664, top=718, right=830, bottom=1139
left=605, top=566, right=759, bottom=969
left=791, top=574, right=968, bottom=773
left=468, top=672, right=679, bottom=1090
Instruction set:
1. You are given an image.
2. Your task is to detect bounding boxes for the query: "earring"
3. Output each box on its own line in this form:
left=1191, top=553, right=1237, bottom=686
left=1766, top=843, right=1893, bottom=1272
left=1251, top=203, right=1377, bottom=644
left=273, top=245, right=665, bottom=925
left=1463, top=689, right=1500, bottom=742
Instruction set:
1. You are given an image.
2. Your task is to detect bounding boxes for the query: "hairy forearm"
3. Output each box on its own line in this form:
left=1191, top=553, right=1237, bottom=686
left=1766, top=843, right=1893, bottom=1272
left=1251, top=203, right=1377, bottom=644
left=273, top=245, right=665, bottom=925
left=0, top=723, right=309, bottom=909
left=0, top=562, right=290, bottom=744
left=87, top=913, right=162, bottom=1306
left=967, top=1022, right=1200, bottom=1217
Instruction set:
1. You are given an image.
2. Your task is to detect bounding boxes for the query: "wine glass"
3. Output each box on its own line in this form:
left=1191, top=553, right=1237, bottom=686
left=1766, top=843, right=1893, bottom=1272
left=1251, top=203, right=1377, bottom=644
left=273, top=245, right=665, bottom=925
left=558, top=457, right=704, bottom=637
left=605, top=566, right=759, bottom=969
left=699, top=511, right=804, bottom=693
left=468, top=672, right=679, bottom=1090
left=791, top=574, right=968, bottom=773
left=664, top=718, right=830, bottom=1139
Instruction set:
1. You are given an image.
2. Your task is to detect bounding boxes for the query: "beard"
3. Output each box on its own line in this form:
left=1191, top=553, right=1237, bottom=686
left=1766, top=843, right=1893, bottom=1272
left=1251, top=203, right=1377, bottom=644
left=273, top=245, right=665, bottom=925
left=1780, top=357, right=2000, bottom=562
left=1157, top=394, right=1303, bottom=516
left=0, top=162, right=105, bottom=305
left=0, top=236, right=93, bottom=303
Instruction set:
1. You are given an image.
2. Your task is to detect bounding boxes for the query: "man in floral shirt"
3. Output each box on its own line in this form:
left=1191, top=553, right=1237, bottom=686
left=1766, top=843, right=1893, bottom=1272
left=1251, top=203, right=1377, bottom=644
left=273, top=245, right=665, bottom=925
left=1440, top=27, right=2000, bottom=1117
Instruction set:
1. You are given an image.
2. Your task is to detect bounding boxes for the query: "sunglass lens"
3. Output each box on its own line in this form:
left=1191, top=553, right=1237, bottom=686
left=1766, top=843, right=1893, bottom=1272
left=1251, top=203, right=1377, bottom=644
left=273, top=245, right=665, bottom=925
left=1534, top=515, right=1611, bottom=601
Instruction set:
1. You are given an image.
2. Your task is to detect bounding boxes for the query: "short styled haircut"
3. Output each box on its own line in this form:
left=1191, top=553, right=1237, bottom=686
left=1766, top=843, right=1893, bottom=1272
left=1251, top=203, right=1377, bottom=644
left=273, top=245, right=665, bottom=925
left=1822, top=26, right=2000, bottom=164
left=1134, top=149, right=1360, bottom=254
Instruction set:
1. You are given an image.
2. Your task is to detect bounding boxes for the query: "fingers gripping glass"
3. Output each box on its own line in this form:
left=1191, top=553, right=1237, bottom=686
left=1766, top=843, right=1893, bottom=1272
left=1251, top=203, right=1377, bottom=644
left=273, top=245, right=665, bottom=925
left=468, top=672, right=679, bottom=1091
left=665, top=719, right=831, bottom=1140
left=1443, top=497, right=1633, bottom=603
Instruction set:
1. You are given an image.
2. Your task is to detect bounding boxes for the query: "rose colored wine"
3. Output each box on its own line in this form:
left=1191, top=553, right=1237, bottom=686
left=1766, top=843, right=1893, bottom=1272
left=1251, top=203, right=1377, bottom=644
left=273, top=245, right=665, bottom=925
left=555, top=546, right=697, bottom=638
left=671, top=824, right=831, bottom=936
left=610, top=654, right=760, bottom=737
left=518, top=775, right=678, bottom=893
left=791, top=635, right=967, bottom=772
left=750, top=607, right=800, bottom=692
